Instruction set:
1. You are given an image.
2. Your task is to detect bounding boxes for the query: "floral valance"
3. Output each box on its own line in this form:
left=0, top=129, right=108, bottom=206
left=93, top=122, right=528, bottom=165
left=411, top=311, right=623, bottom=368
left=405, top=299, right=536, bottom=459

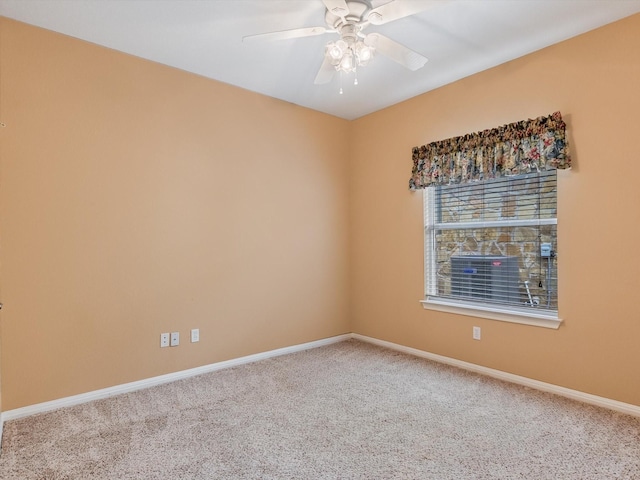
left=409, top=111, right=571, bottom=190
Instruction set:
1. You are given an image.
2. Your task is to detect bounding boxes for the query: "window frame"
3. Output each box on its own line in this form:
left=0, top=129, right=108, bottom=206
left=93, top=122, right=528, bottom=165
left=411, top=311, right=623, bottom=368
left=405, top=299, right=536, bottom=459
left=421, top=177, right=562, bottom=329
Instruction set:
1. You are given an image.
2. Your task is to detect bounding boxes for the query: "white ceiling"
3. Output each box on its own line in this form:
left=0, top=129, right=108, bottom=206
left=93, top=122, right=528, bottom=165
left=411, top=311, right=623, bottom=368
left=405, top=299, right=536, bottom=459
left=2, top=0, right=640, bottom=120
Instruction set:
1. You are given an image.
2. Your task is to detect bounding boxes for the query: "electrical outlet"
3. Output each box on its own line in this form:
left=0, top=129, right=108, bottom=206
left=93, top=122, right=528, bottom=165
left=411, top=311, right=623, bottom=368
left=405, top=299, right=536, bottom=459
left=160, top=333, right=170, bottom=348
left=170, top=331, right=180, bottom=347
left=473, top=326, right=481, bottom=340
left=191, top=328, right=200, bottom=343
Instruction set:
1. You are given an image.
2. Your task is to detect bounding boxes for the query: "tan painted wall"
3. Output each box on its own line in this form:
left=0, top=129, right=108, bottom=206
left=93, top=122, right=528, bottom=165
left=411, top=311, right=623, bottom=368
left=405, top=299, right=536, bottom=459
left=350, top=13, right=640, bottom=406
left=0, top=18, right=351, bottom=410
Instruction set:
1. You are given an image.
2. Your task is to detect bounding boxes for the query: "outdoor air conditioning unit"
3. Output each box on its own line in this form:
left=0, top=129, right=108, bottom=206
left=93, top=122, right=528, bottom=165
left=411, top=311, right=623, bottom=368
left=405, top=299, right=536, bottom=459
left=450, top=255, right=520, bottom=304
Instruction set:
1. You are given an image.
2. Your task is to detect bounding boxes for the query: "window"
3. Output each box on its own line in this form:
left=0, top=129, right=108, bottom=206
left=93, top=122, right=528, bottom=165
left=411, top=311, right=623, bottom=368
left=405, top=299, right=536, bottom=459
left=423, top=170, right=559, bottom=325
left=410, top=112, right=570, bottom=327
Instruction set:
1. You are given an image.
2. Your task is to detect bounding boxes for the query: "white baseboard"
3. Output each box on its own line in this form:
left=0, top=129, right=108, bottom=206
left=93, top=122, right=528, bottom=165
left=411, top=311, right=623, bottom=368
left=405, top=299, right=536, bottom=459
left=2, top=332, right=639, bottom=424
left=1, top=334, right=351, bottom=422
left=351, top=333, right=640, bottom=418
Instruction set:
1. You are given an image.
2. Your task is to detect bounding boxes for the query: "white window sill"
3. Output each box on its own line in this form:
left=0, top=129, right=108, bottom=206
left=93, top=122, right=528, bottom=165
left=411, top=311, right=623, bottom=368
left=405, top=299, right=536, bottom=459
left=420, top=298, right=562, bottom=329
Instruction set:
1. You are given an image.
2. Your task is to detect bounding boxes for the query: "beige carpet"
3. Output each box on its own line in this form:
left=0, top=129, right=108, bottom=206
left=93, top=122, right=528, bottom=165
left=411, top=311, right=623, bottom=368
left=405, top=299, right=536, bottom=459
left=1, top=339, right=639, bottom=479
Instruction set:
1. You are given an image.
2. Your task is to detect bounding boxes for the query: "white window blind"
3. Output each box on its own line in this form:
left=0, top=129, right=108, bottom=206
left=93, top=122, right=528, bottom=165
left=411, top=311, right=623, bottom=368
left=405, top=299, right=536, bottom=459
left=424, top=170, right=557, bottom=315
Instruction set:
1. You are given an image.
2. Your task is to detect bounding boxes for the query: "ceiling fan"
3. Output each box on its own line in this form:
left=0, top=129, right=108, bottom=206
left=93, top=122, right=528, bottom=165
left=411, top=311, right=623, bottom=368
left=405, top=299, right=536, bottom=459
left=243, top=0, right=438, bottom=89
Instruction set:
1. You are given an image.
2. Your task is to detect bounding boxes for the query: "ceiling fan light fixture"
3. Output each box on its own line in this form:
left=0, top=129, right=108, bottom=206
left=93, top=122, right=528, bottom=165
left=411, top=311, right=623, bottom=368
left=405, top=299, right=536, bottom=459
left=327, top=42, right=343, bottom=61
left=355, top=42, right=374, bottom=65
left=246, top=0, right=431, bottom=91
left=324, top=36, right=374, bottom=80
left=339, top=49, right=356, bottom=72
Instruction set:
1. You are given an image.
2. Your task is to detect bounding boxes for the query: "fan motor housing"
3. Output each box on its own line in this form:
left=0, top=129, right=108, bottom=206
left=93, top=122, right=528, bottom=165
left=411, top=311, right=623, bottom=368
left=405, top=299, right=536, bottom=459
left=325, top=0, right=372, bottom=30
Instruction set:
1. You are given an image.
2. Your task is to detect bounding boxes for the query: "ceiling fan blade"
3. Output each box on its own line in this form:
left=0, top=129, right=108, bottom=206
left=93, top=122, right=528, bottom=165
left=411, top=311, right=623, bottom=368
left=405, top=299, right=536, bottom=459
left=314, top=55, right=336, bottom=84
left=367, top=0, right=443, bottom=25
left=364, top=33, right=428, bottom=71
left=322, top=0, right=350, bottom=18
left=243, top=26, right=330, bottom=43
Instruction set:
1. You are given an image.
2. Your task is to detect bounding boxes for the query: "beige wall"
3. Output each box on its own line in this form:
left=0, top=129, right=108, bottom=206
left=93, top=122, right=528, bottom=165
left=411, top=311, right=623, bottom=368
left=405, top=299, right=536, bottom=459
left=350, top=13, right=640, bottom=406
left=0, top=18, right=351, bottom=410
left=2, top=12, right=640, bottom=413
